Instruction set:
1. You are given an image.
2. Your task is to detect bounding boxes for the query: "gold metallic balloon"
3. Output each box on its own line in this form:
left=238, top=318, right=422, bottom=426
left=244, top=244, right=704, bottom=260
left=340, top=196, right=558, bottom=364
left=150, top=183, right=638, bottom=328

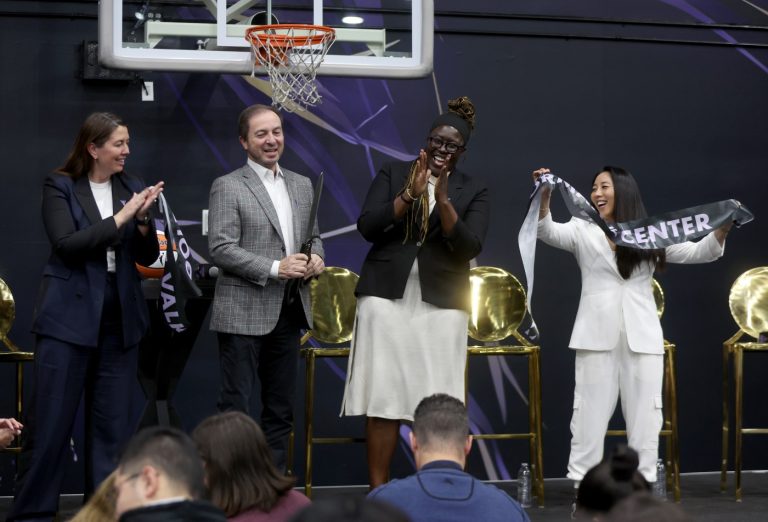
left=729, top=266, right=768, bottom=339
left=309, top=267, right=359, bottom=344
left=468, top=266, right=527, bottom=342
left=0, top=277, right=20, bottom=351
left=652, top=278, right=665, bottom=318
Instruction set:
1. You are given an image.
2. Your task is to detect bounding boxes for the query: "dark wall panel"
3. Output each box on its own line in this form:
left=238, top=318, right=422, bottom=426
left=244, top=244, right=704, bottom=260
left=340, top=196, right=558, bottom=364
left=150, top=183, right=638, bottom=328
left=1, top=1, right=767, bottom=495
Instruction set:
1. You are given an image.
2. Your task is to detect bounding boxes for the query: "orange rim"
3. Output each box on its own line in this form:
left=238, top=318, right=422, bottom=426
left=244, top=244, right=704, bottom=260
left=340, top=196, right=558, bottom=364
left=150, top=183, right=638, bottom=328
left=245, top=24, right=335, bottom=48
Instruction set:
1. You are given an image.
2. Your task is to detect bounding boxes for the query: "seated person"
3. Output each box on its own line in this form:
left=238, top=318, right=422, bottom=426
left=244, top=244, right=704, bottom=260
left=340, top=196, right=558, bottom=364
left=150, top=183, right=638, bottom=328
left=368, top=393, right=530, bottom=522
left=114, top=426, right=226, bottom=522
left=289, top=496, right=409, bottom=522
left=575, top=444, right=650, bottom=519
left=606, top=491, right=691, bottom=522
left=0, top=417, right=22, bottom=449
left=69, top=471, right=117, bottom=522
left=193, top=412, right=310, bottom=521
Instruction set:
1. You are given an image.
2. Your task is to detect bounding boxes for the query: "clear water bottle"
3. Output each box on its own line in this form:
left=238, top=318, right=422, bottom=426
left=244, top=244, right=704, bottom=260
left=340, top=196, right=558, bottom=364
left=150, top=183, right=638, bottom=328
left=653, top=459, right=667, bottom=501
left=517, top=462, right=532, bottom=508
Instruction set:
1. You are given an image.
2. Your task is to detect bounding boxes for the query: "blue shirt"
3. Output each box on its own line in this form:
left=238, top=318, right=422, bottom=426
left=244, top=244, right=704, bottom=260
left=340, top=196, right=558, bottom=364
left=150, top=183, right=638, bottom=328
left=368, top=460, right=530, bottom=522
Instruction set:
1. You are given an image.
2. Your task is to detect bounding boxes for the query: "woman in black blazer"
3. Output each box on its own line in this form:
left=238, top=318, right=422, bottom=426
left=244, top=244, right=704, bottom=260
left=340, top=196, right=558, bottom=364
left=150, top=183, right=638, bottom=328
left=342, top=97, right=490, bottom=488
left=9, top=112, right=163, bottom=521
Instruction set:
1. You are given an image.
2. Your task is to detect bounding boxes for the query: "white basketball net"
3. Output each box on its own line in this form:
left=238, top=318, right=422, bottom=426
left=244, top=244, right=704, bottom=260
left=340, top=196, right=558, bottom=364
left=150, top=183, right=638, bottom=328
left=247, top=25, right=336, bottom=113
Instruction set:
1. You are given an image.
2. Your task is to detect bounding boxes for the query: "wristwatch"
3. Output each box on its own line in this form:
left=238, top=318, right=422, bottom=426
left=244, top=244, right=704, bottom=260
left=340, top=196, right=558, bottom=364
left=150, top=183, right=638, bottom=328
left=136, top=214, right=151, bottom=226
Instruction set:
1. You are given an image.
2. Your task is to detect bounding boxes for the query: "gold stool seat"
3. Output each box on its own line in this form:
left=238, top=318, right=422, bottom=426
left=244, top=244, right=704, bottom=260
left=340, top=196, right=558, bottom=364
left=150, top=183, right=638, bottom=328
left=720, top=266, right=768, bottom=501
left=606, top=279, right=681, bottom=501
left=467, top=266, right=544, bottom=506
left=0, top=277, right=34, bottom=455
left=299, top=267, right=360, bottom=497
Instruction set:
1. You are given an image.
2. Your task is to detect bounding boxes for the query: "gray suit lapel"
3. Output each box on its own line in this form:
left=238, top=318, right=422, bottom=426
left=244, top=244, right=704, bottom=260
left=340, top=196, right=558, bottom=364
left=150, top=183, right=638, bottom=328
left=240, top=165, right=285, bottom=246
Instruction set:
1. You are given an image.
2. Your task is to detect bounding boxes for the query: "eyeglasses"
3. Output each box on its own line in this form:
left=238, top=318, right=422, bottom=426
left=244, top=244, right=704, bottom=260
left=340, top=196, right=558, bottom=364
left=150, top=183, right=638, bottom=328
left=427, top=136, right=464, bottom=154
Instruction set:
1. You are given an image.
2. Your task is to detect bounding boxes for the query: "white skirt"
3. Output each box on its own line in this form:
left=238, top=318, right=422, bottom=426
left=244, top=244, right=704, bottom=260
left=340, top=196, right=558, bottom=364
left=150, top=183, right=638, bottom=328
left=341, top=260, right=468, bottom=421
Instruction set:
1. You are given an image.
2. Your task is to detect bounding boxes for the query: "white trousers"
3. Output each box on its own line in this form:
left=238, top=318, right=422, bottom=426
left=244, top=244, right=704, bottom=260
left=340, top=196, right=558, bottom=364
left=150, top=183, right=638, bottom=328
left=566, top=328, right=664, bottom=483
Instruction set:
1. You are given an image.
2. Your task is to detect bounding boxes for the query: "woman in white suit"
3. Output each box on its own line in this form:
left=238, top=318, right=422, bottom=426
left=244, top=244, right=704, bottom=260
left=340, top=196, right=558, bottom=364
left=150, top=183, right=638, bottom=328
left=533, top=166, right=732, bottom=487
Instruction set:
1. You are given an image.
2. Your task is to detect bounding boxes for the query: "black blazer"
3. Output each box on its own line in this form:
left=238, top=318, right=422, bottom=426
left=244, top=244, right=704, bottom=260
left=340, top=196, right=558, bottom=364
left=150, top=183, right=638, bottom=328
left=355, top=161, right=490, bottom=312
left=31, top=173, right=159, bottom=347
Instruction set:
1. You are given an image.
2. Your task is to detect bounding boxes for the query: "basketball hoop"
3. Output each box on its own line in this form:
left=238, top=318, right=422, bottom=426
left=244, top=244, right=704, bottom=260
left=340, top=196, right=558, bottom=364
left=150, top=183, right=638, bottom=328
left=245, top=24, right=336, bottom=113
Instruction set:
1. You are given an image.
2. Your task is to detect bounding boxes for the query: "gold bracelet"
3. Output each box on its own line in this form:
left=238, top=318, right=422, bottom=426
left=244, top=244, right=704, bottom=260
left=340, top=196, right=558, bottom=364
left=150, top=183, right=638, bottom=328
left=405, top=187, right=418, bottom=201
left=400, top=192, right=414, bottom=205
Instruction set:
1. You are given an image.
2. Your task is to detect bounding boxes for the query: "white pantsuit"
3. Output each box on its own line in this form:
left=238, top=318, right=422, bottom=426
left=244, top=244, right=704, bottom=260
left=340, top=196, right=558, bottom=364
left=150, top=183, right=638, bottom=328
left=537, top=214, right=723, bottom=482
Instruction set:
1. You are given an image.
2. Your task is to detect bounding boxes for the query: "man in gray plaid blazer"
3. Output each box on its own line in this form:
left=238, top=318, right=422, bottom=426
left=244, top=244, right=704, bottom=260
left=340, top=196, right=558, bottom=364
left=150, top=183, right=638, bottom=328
left=208, top=104, right=324, bottom=470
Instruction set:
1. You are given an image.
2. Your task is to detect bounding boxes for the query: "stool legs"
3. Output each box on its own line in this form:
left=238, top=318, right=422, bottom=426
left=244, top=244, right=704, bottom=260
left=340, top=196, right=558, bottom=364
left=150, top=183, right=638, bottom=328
left=734, top=346, right=744, bottom=502
left=304, top=349, right=316, bottom=497
left=720, top=344, right=730, bottom=493
left=663, top=345, right=681, bottom=502
left=530, top=349, right=544, bottom=506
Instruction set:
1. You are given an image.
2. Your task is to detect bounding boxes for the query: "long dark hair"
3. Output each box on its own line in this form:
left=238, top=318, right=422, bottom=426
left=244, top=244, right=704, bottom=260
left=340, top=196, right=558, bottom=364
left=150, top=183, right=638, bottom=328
left=192, top=412, right=295, bottom=517
left=57, top=112, right=126, bottom=179
left=594, top=166, right=666, bottom=279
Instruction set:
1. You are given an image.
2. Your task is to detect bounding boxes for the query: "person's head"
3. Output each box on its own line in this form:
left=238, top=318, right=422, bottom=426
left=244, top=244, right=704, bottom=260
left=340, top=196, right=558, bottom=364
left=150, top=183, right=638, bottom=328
left=59, top=112, right=129, bottom=181
left=192, top=411, right=294, bottom=517
left=70, top=471, right=117, bottom=522
left=289, top=496, right=410, bottom=522
left=238, top=104, right=284, bottom=171
left=591, top=166, right=666, bottom=278
left=590, top=166, right=648, bottom=224
left=576, top=444, right=650, bottom=518
left=605, top=492, right=691, bottom=522
left=114, top=426, right=206, bottom=518
left=410, top=393, right=471, bottom=468
left=425, top=96, right=475, bottom=174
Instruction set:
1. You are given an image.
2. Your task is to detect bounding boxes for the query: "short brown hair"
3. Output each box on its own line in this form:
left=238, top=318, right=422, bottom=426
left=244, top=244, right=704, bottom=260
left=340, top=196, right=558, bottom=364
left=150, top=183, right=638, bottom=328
left=192, top=412, right=295, bottom=517
left=412, top=393, right=469, bottom=450
left=238, top=104, right=283, bottom=139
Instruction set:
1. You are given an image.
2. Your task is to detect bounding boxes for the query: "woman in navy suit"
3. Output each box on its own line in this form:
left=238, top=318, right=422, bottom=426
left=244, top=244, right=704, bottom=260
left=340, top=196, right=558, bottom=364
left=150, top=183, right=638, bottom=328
left=9, top=112, right=163, bottom=521
left=342, top=97, right=490, bottom=488
left=533, top=166, right=731, bottom=491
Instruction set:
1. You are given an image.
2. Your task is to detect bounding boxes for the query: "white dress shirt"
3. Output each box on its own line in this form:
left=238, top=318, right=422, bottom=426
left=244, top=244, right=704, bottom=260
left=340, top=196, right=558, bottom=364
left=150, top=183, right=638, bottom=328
left=247, top=158, right=295, bottom=279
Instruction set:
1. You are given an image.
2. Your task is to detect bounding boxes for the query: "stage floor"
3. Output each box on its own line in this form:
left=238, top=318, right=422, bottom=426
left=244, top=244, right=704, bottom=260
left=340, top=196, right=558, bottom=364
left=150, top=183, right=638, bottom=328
left=1, top=471, right=766, bottom=521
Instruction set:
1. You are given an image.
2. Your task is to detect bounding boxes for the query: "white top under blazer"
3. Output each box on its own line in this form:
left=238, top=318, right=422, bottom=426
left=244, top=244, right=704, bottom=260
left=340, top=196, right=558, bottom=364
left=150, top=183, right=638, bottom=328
left=537, top=214, right=724, bottom=354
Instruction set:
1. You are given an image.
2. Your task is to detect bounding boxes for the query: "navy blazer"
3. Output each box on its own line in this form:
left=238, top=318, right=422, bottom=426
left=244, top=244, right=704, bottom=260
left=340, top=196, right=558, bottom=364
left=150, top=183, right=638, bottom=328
left=31, top=173, right=159, bottom=347
left=355, top=161, right=490, bottom=312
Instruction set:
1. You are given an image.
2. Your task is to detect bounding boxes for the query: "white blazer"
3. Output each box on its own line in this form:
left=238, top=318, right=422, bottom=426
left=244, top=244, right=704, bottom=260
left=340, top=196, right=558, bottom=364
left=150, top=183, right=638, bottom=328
left=537, top=214, right=724, bottom=354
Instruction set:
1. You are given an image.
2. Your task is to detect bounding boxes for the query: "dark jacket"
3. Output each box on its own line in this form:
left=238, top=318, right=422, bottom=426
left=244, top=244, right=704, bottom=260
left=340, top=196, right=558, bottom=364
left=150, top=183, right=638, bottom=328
left=355, top=161, right=489, bottom=312
left=31, top=172, right=159, bottom=347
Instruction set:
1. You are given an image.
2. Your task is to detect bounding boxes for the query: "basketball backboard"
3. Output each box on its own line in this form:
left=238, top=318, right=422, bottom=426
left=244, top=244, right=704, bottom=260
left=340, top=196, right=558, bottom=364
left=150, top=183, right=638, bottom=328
left=99, top=0, right=432, bottom=78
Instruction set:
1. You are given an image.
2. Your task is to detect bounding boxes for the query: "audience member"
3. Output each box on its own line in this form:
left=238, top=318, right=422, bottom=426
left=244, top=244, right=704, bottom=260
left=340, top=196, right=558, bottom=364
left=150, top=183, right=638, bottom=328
left=575, top=444, right=650, bottom=519
left=368, top=394, right=530, bottom=522
left=193, top=412, right=310, bottom=521
left=68, top=471, right=117, bottom=522
left=114, top=426, right=226, bottom=522
left=0, top=417, right=22, bottom=449
left=606, top=492, right=691, bottom=522
left=289, top=496, right=409, bottom=522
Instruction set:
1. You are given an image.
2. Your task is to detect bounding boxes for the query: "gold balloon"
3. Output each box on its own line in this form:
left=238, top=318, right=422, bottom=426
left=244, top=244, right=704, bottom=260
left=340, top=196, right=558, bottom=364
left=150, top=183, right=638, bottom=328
left=729, top=266, right=768, bottom=339
left=309, top=267, right=359, bottom=344
left=468, top=266, right=526, bottom=342
left=652, top=278, right=665, bottom=319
